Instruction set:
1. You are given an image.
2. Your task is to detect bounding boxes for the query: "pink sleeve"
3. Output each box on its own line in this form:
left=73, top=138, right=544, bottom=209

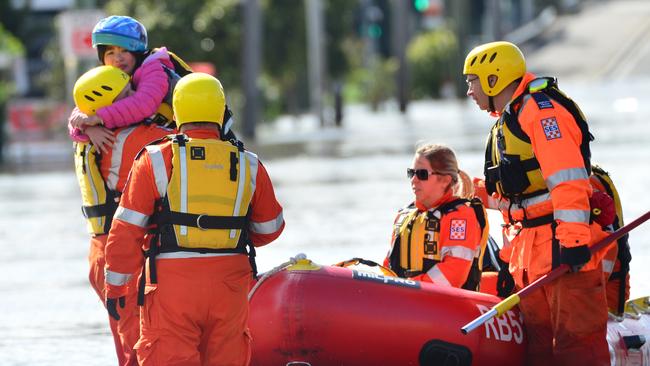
left=96, top=60, right=169, bottom=129
left=69, top=126, right=90, bottom=142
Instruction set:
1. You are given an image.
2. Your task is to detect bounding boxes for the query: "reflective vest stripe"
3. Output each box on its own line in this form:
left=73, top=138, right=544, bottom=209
left=520, top=192, right=552, bottom=208
left=440, top=245, right=476, bottom=261
left=114, top=206, right=150, bottom=227
left=179, top=143, right=188, bottom=236
left=156, top=252, right=240, bottom=259
left=105, top=270, right=132, bottom=286
left=84, top=144, right=102, bottom=225
left=251, top=212, right=284, bottom=234
left=246, top=151, right=259, bottom=194
left=146, top=145, right=168, bottom=198
left=602, top=259, right=615, bottom=274
left=231, top=150, right=246, bottom=239
left=425, top=266, right=451, bottom=286
left=107, top=126, right=137, bottom=190
left=545, top=167, right=589, bottom=191
left=554, top=209, right=590, bottom=224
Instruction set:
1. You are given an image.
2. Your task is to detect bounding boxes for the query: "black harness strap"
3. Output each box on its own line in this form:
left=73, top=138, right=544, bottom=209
left=551, top=221, right=560, bottom=269
left=520, top=214, right=554, bottom=228
left=138, top=233, right=160, bottom=306
left=156, top=211, right=247, bottom=230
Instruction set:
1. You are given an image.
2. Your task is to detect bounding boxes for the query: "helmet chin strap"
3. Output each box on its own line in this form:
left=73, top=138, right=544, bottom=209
left=488, top=96, right=496, bottom=113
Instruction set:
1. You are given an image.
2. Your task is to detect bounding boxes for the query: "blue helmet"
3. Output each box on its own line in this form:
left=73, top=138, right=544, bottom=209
left=92, top=15, right=148, bottom=52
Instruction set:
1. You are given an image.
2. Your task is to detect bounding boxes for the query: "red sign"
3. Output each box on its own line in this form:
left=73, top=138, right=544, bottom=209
left=7, top=100, right=69, bottom=141
left=58, top=10, right=105, bottom=58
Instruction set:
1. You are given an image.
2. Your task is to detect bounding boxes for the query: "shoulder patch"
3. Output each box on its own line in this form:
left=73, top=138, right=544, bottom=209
left=541, top=117, right=562, bottom=140
left=531, top=92, right=553, bottom=110
left=449, top=219, right=467, bottom=240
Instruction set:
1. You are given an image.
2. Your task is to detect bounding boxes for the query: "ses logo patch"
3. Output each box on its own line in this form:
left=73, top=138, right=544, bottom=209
left=541, top=117, right=562, bottom=140
left=449, top=219, right=466, bottom=240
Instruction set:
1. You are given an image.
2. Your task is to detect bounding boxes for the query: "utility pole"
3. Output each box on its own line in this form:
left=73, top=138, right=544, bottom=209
left=448, top=0, right=469, bottom=97
left=242, top=0, right=261, bottom=139
left=305, top=0, right=325, bottom=127
left=391, top=0, right=409, bottom=113
left=488, top=0, right=502, bottom=40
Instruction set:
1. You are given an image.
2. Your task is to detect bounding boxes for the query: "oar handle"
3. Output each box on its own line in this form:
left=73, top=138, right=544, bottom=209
left=461, top=294, right=521, bottom=334
left=460, top=210, right=650, bottom=335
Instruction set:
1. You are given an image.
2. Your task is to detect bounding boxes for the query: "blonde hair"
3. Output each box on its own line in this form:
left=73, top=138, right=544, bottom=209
left=415, top=144, right=474, bottom=199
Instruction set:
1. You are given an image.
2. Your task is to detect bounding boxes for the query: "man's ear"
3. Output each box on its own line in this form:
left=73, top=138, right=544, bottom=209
left=488, top=75, right=498, bottom=88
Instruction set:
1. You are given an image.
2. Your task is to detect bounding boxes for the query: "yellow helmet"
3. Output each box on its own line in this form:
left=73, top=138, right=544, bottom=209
left=463, top=41, right=526, bottom=96
left=73, top=65, right=130, bottom=115
left=173, top=73, right=226, bottom=127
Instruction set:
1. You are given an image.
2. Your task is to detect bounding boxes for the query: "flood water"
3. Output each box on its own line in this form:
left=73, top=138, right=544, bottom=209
left=1, top=79, right=649, bottom=365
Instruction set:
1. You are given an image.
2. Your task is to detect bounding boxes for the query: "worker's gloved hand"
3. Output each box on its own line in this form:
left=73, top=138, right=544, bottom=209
left=107, top=296, right=125, bottom=321
left=496, top=265, right=515, bottom=298
left=560, top=245, right=591, bottom=272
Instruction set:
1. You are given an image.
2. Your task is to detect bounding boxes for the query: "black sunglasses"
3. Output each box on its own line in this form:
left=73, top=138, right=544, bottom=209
left=407, top=168, right=442, bottom=180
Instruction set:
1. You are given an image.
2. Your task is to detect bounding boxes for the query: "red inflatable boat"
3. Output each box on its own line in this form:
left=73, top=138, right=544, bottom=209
left=248, top=256, right=650, bottom=366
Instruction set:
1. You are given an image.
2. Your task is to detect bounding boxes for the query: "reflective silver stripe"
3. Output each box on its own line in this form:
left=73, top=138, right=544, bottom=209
left=179, top=144, right=188, bottom=236
left=554, top=209, right=590, bottom=224
left=105, top=270, right=132, bottom=286
left=114, top=206, right=150, bottom=227
left=520, top=192, right=552, bottom=208
left=425, top=266, right=451, bottom=286
left=84, top=144, right=102, bottom=227
left=250, top=212, right=284, bottom=235
left=146, top=145, right=168, bottom=198
left=245, top=151, right=259, bottom=194
left=546, top=168, right=589, bottom=191
left=107, top=126, right=137, bottom=190
left=440, top=245, right=476, bottom=261
left=156, top=252, right=240, bottom=259
left=521, top=94, right=533, bottom=109
left=602, top=259, right=615, bottom=274
left=230, top=151, right=246, bottom=239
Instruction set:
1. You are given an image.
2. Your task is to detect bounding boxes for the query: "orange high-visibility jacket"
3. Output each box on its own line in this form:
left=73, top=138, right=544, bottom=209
left=486, top=73, right=605, bottom=282
left=99, top=124, right=173, bottom=193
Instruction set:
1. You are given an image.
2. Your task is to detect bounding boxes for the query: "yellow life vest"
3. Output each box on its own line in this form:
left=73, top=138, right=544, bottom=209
left=389, top=198, right=488, bottom=290
left=484, top=77, right=592, bottom=200
left=151, top=134, right=256, bottom=252
left=73, top=142, right=118, bottom=235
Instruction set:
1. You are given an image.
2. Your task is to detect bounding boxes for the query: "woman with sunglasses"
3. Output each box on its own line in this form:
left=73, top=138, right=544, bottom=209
left=385, top=144, right=489, bottom=290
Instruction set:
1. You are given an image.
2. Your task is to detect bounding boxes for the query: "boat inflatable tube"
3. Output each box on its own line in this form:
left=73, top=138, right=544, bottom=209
left=249, top=259, right=526, bottom=366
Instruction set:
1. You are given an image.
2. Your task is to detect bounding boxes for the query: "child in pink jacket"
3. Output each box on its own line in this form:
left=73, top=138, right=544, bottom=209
left=69, top=15, right=176, bottom=150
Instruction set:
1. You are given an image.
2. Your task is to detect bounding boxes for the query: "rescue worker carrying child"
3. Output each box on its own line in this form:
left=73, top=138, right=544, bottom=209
left=73, top=65, right=173, bottom=366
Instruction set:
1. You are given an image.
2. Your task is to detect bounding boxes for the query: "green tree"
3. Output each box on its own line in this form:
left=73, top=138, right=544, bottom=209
left=105, top=0, right=242, bottom=90
left=36, top=1, right=369, bottom=123
left=406, top=27, right=458, bottom=98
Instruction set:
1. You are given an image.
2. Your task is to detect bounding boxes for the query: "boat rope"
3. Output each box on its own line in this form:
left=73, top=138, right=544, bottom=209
left=248, top=253, right=307, bottom=301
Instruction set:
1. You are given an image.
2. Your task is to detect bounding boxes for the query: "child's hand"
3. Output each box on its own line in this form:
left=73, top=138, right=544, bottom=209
left=69, top=107, right=89, bottom=129
left=69, top=108, right=103, bottom=128
left=86, top=126, right=116, bottom=153
left=84, top=115, right=103, bottom=126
